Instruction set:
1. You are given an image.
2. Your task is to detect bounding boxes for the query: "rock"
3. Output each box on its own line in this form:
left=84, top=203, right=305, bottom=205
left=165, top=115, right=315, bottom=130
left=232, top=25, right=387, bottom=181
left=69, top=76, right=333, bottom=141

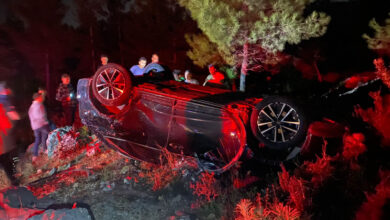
left=102, top=187, right=111, bottom=192
left=132, top=159, right=140, bottom=167
left=120, top=166, right=130, bottom=174
left=206, top=213, right=216, bottom=220
left=172, top=195, right=182, bottom=203
left=124, top=178, right=131, bottom=185
left=46, top=126, right=77, bottom=158
left=2, top=187, right=60, bottom=210
left=99, top=181, right=107, bottom=189
left=28, top=208, right=92, bottom=220
left=102, top=183, right=114, bottom=192
left=2, top=187, right=38, bottom=208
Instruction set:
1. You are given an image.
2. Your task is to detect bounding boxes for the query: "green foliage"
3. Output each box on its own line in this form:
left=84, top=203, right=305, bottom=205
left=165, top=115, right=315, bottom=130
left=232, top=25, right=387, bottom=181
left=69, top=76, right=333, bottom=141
left=180, top=0, right=240, bottom=51
left=179, top=0, right=330, bottom=68
left=363, top=13, right=390, bottom=57
left=179, top=0, right=240, bottom=64
left=185, top=33, right=225, bottom=67
left=220, top=65, right=238, bottom=79
left=76, top=126, right=92, bottom=147
left=251, top=4, right=330, bottom=52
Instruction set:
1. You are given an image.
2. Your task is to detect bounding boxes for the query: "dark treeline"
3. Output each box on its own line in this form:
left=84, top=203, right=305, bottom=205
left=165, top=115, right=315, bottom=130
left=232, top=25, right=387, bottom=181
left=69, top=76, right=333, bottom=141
left=0, top=0, right=198, bottom=104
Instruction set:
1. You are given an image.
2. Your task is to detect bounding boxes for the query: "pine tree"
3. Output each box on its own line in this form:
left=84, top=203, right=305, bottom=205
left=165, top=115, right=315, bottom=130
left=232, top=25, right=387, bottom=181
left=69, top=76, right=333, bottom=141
left=178, top=0, right=330, bottom=91
left=185, top=33, right=225, bottom=67
left=363, top=13, right=390, bottom=57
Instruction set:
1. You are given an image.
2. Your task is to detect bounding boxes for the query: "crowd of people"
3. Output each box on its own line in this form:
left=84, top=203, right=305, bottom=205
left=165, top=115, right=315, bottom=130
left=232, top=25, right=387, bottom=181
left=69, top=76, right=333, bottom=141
left=0, top=53, right=230, bottom=186
left=0, top=73, right=78, bottom=186
left=99, top=52, right=228, bottom=87
left=127, top=53, right=227, bottom=87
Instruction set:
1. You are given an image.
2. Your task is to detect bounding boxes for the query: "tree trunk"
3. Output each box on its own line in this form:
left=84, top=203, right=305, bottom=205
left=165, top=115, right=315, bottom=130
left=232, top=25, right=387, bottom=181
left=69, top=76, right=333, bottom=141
left=313, top=61, right=322, bottom=82
left=239, top=41, right=249, bottom=92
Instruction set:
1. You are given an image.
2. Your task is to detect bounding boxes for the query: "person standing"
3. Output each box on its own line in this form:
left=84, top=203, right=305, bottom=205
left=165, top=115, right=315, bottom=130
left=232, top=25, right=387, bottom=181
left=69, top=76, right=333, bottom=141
left=0, top=82, right=20, bottom=185
left=55, top=74, right=77, bottom=126
left=151, top=53, right=159, bottom=64
left=130, top=57, right=147, bottom=76
left=100, top=54, right=109, bottom=66
left=28, top=93, right=50, bottom=162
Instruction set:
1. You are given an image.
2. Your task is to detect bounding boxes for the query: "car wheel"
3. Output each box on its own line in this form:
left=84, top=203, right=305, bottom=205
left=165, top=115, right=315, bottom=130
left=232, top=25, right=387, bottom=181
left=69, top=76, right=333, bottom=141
left=250, top=96, right=308, bottom=151
left=92, top=63, right=132, bottom=106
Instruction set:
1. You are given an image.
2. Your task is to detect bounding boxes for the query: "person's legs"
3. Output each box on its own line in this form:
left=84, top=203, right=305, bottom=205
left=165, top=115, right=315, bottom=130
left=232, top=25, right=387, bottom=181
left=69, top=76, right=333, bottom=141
left=40, top=125, right=50, bottom=151
left=71, top=106, right=76, bottom=124
left=63, top=105, right=74, bottom=126
left=32, top=129, right=42, bottom=157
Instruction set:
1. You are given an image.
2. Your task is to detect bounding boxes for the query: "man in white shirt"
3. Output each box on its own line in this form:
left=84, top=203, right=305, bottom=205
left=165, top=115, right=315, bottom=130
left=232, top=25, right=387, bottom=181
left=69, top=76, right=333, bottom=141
left=184, top=70, right=199, bottom=85
left=28, top=93, right=49, bottom=161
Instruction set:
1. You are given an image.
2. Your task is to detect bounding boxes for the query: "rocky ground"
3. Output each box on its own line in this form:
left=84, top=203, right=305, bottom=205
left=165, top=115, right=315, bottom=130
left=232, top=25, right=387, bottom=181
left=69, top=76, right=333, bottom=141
left=0, top=128, right=238, bottom=220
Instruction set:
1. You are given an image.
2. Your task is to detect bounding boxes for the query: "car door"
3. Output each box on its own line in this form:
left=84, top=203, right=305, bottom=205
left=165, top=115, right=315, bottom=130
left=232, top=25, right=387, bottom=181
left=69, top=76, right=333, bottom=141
left=134, top=90, right=175, bottom=150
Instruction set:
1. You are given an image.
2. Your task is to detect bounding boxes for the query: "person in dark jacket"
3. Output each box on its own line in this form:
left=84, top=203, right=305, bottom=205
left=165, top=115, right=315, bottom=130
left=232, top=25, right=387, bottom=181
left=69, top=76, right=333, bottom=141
left=55, top=74, right=77, bottom=126
left=0, top=82, right=20, bottom=185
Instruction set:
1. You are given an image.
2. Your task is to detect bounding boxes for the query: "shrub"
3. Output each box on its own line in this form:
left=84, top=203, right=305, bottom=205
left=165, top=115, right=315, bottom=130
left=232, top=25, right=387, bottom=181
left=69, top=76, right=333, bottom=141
left=355, top=92, right=390, bottom=146
left=138, top=147, right=197, bottom=191
left=303, top=143, right=334, bottom=188
left=342, top=133, right=367, bottom=161
left=190, top=171, right=220, bottom=202
left=278, top=165, right=307, bottom=212
left=235, top=193, right=300, bottom=220
left=355, top=170, right=390, bottom=220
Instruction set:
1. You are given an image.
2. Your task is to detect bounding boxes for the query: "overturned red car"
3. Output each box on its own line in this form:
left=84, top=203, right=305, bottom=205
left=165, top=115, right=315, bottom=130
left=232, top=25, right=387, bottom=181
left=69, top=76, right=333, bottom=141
left=77, top=63, right=311, bottom=172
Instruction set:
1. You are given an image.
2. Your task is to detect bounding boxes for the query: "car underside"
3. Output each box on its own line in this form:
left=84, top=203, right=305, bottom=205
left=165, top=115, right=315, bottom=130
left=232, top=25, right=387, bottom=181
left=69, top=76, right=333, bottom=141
left=77, top=63, right=311, bottom=173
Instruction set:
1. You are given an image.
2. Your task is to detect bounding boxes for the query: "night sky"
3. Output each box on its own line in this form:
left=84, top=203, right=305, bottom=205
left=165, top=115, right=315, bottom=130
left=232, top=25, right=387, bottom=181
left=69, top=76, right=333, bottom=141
left=0, top=2, right=390, bottom=218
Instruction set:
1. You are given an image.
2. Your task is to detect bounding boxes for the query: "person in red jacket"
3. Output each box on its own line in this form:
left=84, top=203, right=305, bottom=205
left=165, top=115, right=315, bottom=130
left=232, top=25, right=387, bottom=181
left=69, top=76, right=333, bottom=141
left=203, top=64, right=226, bottom=86
left=0, top=82, right=20, bottom=186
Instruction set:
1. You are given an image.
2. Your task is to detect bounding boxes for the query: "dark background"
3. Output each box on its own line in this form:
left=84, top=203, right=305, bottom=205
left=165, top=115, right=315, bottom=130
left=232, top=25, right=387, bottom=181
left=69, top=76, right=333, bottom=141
left=0, top=0, right=389, bottom=107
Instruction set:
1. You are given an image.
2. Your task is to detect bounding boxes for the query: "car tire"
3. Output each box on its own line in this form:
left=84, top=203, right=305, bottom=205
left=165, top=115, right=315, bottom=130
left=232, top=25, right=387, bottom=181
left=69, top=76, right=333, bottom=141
left=91, top=63, right=132, bottom=106
left=250, top=96, right=308, bottom=151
